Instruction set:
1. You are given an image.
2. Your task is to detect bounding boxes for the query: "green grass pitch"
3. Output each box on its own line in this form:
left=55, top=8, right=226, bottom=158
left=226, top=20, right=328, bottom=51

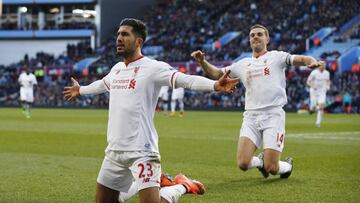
left=0, top=108, right=359, bottom=202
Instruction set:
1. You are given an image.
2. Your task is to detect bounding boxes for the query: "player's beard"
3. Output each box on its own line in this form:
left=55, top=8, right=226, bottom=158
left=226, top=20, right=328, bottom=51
left=118, top=49, right=135, bottom=58
left=251, top=41, right=265, bottom=54
left=117, top=46, right=136, bottom=59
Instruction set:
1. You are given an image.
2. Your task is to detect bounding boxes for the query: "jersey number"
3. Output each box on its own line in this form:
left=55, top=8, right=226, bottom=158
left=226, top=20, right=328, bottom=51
left=138, top=162, right=153, bottom=178
left=277, top=133, right=284, bottom=144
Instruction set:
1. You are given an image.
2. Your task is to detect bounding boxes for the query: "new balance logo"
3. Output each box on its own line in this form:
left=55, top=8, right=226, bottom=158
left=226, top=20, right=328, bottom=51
left=264, top=67, right=270, bottom=76
left=128, top=79, right=136, bottom=89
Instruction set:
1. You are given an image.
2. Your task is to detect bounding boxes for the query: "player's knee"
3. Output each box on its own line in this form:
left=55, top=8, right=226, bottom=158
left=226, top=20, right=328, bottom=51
left=239, top=165, right=249, bottom=171
left=237, top=160, right=249, bottom=171
left=238, top=164, right=249, bottom=171
left=96, top=183, right=119, bottom=203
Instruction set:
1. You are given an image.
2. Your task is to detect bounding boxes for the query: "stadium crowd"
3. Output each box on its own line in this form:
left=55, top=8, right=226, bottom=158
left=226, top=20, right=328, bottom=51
left=1, top=60, right=359, bottom=113
left=90, top=0, right=359, bottom=68
left=138, top=0, right=359, bottom=62
left=0, top=0, right=359, bottom=113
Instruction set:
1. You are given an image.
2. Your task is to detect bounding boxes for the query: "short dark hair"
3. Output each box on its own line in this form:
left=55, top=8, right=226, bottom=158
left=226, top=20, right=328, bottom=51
left=120, top=18, right=147, bottom=42
left=250, top=24, right=269, bottom=37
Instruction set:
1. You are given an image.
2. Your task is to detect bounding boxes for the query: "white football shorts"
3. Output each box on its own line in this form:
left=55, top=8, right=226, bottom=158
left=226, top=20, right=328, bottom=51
left=240, top=107, right=286, bottom=152
left=310, top=90, right=326, bottom=108
left=20, top=88, right=34, bottom=103
left=171, top=88, right=184, bottom=100
left=97, top=150, right=161, bottom=192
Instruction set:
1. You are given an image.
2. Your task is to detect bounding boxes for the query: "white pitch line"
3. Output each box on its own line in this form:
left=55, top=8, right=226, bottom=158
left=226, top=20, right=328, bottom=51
left=167, top=131, right=360, bottom=141
left=287, top=131, right=360, bottom=141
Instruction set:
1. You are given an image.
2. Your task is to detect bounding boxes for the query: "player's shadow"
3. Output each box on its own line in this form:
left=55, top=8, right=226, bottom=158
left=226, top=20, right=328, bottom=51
left=210, top=176, right=301, bottom=193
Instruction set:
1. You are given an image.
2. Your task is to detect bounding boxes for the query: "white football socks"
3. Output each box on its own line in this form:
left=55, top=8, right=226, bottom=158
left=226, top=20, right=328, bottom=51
left=160, top=184, right=187, bottom=203
left=179, top=99, right=184, bottom=112
left=248, top=156, right=263, bottom=169
left=316, top=109, right=323, bottom=125
left=118, top=182, right=187, bottom=203
left=171, top=100, right=176, bottom=113
left=163, top=102, right=168, bottom=112
left=118, top=181, right=138, bottom=203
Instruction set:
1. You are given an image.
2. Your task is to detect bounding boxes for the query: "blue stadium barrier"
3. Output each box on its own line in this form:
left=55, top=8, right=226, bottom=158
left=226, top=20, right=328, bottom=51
left=0, top=29, right=94, bottom=38
left=3, top=0, right=95, bottom=4
left=36, top=0, right=95, bottom=3
left=0, top=30, right=33, bottom=38
left=338, top=46, right=360, bottom=72
left=305, top=38, right=360, bottom=59
left=74, top=57, right=100, bottom=72
left=35, top=30, right=94, bottom=38
left=339, top=13, right=360, bottom=35
left=3, top=0, right=33, bottom=4
left=142, top=46, right=164, bottom=56
left=202, top=31, right=240, bottom=51
left=215, top=31, right=240, bottom=47
left=233, top=52, right=252, bottom=62
left=309, top=27, right=336, bottom=43
left=202, top=43, right=213, bottom=51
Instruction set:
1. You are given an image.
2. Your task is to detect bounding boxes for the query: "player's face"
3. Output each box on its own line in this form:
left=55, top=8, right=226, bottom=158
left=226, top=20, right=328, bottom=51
left=249, top=28, right=269, bottom=53
left=116, top=25, right=140, bottom=57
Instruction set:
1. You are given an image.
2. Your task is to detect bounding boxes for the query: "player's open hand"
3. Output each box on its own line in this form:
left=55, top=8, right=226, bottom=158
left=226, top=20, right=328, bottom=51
left=63, top=77, right=81, bottom=101
left=308, top=61, right=325, bottom=69
left=214, top=70, right=240, bottom=93
left=191, top=50, right=205, bottom=64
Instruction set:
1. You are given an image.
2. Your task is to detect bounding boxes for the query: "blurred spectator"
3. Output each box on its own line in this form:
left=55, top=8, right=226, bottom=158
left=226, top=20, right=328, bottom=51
left=352, top=63, right=360, bottom=72
left=314, top=36, right=321, bottom=46
left=342, top=92, right=352, bottom=113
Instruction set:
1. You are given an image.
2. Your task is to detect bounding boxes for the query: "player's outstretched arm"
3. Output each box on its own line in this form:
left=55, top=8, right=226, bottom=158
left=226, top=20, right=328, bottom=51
left=63, top=77, right=108, bottom=101
left=293, top=55, right=325, bottom=69
left=174, top=70, right=239, bottom=94
left=191, top=50, right=224, bottom=80
left=63, top=77, right=81, bottom=101
left=214, top=70, right=240, bottom=93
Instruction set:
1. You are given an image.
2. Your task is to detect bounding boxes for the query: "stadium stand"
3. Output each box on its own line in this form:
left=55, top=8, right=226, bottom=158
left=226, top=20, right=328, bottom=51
left=0, top=0, right=359, bottom=113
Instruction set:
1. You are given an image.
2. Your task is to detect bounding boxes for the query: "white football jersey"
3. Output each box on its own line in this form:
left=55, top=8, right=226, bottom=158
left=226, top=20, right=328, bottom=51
left=18, top=72, right=37, bottom=89
left=307, top=69, right=330, bottom=93
left=101, top=56, right=177, bottom=153
left=222, top=51, right=294, bottom=110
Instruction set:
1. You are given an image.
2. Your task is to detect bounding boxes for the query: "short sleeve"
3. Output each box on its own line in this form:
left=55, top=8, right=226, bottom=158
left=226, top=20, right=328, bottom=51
left=276, top=51, right=294, bottom=67
left=220, top=63, right=237, bottom=78
left=153, top=61, right=177, bottom=88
